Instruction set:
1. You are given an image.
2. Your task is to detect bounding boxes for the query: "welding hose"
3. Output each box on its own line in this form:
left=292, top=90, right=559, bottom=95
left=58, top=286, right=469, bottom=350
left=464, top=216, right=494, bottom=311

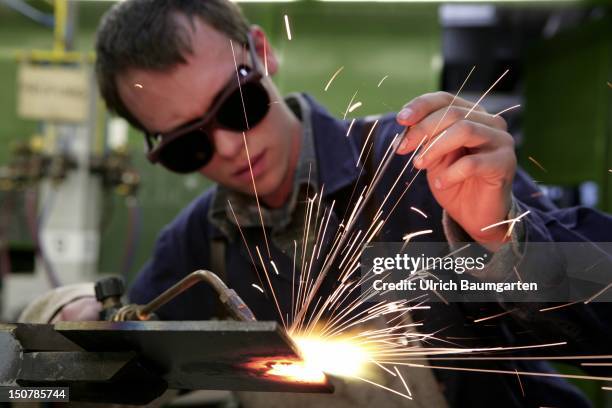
left=114, top=270, right=257, bottom=322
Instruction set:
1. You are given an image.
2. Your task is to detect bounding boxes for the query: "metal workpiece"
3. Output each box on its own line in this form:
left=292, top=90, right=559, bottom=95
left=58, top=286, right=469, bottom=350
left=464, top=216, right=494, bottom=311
left=0, top=321, right=333, bottom=404
left=55, top=320, right=331, bottom=392
left=2, top=273, right=330, bottom=405
left=19, top=351, right=136, bottom=382
left=0, top=323, right=165, bottom=404
left=13, top=323, right=83, bottom=351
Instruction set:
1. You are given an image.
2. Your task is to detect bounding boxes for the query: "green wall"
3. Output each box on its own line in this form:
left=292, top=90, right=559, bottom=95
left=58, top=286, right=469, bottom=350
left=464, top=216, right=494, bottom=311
left=522, top=15, right=612, bottom=211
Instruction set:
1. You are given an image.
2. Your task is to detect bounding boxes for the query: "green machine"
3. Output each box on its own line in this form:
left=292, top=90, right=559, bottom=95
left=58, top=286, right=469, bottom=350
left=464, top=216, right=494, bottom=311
left=522, top=14, right=612, bottom=212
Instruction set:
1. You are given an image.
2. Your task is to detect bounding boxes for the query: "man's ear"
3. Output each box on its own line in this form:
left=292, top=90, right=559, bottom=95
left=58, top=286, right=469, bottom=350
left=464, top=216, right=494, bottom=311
left=250, top=25, right=278, bottom=76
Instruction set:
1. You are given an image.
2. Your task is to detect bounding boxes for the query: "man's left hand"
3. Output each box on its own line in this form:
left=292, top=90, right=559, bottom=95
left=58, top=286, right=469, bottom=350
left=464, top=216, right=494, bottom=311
left=395, top=91, right=517, bottom=250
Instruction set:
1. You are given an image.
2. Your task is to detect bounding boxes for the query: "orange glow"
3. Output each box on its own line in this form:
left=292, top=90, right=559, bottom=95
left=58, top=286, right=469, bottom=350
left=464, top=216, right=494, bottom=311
left=267, top=360, right=327, bottom=383
left=244, top=357, right=326, bottom=384
left=244, top=333, right=373, bottom=384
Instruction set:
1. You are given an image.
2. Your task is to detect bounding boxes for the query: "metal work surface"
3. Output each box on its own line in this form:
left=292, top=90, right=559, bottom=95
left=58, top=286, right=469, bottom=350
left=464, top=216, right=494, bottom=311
left=54, top=321, right=332, bottom=392
left=1, top=321, right=332, bottom=404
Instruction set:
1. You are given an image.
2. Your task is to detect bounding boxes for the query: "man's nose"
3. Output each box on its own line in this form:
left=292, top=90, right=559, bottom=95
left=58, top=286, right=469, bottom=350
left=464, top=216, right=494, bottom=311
left=212, top=129, right=244, bottom=159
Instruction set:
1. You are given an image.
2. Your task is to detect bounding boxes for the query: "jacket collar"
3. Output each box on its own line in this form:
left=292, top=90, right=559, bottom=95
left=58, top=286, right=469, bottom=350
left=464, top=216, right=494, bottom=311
left=301, top=94, right=362, bottom=197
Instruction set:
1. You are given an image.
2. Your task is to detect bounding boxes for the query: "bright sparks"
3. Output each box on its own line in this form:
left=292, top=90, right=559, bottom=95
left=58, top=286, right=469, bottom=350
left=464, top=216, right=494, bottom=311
left=464, top=68, right=509, bottom=119
left=377, top=75, right=389, bottom=88
left=480, top=210, right=530, bottom=234
left=343, top=90, right=358, bottom=120
left=346, top=118, right=356, bottom=137
left=284, top=15, right=292, bottom=40
left=263, top=37, right=268, bottom=76
left=402, top=229, right=433, bottom=242
left=473, top=308, right=516, bottom=323
left=410, top=206, right=428, bottom=219
left=494, top=104, right=521, bottom=117
left=227, top=63, right=612, bottom=399
left=584, top=281, right=612, bottom=304
left=348, top=101, right=363, bottom=113
left=325, top=66, right=344, bottom=91
left=528, top=156, right=548, bottom=173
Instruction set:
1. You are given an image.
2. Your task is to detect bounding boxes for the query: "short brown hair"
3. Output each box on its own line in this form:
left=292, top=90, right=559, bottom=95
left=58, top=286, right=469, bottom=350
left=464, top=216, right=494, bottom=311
left=95, top=0, right=250, bottom=131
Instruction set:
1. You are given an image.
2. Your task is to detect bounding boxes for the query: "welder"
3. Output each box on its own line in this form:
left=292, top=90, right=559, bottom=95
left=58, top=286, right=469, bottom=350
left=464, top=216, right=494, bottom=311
left=24, top=0, right=612, bottom=407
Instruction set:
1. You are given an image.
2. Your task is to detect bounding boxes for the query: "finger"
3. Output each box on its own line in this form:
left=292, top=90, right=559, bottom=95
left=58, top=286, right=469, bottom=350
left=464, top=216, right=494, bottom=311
left=397, top=128, right=428, bottom=156
left=414, top=121, right=514, bottom=169
left=397, top=107, right=506, bottom=155
left=433, top=148, right=516, bottom=191
left=396, top=91, right=486, bottom=127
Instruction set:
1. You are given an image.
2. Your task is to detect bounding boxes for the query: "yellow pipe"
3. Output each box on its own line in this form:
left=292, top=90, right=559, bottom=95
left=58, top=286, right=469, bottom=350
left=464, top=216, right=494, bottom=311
left=43, top=123, right=57, bottom=154
left=53, top=0, right=68, bottom=53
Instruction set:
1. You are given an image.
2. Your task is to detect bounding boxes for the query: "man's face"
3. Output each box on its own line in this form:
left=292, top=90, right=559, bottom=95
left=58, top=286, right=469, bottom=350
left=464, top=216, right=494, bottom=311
left=116, top=18, right=300, bottom=201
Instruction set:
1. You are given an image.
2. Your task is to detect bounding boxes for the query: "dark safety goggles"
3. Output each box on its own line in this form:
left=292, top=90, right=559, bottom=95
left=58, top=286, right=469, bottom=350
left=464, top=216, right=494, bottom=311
left=144, top=35, right=270, bottom=173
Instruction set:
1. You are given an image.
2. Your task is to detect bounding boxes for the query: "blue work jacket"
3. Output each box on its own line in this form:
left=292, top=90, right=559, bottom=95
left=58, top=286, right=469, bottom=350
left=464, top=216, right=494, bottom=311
left=130, top=94, right=611, bottom=408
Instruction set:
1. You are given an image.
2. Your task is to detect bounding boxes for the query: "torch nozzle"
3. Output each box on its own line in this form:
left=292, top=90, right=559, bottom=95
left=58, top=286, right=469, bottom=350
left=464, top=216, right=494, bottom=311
left=113, top=270, right=256, bottom=322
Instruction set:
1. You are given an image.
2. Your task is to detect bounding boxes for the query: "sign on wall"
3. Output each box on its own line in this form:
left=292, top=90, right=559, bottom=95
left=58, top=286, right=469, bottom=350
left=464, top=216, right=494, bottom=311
left=17, top=64, right=91, bottom=123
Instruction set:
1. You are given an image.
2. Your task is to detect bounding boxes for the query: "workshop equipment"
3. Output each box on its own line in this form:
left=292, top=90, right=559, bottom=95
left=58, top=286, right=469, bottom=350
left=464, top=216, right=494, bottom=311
left=1, top=271, right=332, bottom=404
left=0, top=321, right=332, bottom=404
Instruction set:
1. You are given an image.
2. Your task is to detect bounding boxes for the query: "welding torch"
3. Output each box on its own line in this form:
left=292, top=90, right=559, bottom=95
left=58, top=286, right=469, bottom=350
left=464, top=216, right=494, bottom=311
left=95, top=270, right=257, bottom=322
